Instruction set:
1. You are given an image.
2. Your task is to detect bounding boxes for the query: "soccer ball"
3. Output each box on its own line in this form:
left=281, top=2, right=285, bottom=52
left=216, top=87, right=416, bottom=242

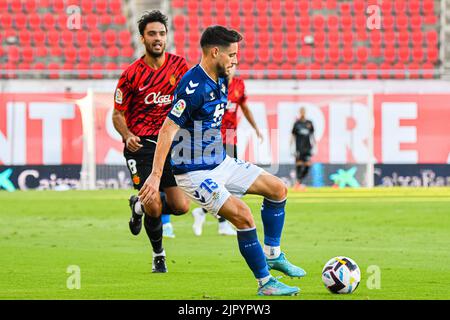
left=322, top=256, right=361, bottom=294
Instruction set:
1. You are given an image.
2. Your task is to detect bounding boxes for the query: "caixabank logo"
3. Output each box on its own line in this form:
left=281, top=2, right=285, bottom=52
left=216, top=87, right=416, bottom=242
left=0, top=168, right=16, bottom=192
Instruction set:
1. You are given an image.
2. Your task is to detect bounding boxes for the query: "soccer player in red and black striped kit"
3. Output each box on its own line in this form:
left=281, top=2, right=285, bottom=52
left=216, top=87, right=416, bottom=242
left=191, top=65, right=264, bottom=236
left=112, top=11, right=190, bottom=272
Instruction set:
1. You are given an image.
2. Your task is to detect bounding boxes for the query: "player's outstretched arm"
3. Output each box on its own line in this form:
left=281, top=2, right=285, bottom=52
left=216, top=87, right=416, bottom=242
left=138, top=117, right=180, bottom=206
left=240, top=102, right=263, bottom=142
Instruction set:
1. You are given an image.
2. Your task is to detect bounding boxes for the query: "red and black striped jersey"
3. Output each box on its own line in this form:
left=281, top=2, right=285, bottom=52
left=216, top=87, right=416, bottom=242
left=114, top=52, right=189, bottom=137
left=221, top=77, right=248, bottom=145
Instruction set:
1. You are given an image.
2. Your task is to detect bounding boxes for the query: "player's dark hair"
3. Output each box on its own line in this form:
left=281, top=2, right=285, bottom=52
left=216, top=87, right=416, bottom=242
left=200, top=26, right=243, bottom=49
left=138, top=10, right=168, bottom=35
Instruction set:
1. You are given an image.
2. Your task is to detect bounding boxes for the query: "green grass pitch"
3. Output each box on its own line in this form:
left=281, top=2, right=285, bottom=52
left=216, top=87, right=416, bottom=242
left=1, top=187, right=449, bottom=300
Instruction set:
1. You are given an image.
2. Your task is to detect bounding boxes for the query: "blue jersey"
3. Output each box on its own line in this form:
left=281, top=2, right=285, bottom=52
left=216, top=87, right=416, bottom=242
left=167, top=64, right=228, bottom=174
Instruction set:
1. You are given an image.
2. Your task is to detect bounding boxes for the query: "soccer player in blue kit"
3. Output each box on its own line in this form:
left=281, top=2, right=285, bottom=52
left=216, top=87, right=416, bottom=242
left=138, top=26, right=305, bottom=296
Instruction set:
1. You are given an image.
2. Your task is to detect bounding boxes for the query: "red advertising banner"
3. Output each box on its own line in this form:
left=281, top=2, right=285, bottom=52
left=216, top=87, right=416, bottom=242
left=1, top=92, right=449, bottom=165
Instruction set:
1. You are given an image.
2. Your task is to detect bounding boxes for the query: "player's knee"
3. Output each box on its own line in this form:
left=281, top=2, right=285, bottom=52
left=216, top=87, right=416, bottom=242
left=171, top=199, right=190, bottom=215
left=267, top=177, right=288, bottom=201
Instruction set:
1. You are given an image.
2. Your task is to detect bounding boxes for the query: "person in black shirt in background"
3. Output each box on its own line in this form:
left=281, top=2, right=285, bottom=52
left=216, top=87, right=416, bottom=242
left=291, top=107, right=316, bottom=189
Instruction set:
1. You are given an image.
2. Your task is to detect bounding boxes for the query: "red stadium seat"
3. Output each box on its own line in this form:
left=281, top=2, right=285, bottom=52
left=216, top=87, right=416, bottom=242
left=52, top=0, right=65, bottom=13
left=384, top=46, right=396, bottom=63
left=89, top=30, right=102, bottom=47
left=411, top=31, right=423, bottom=46
left=75, top=63, right=89, bottom=79
left=326, top=15, right=339, bottom=31
left=75, top=31, right=89, bottom=47
left=353, top=0, right=365, bottom=13
left=47, top=30, right=60, bottom=47
left=407, top=63, right=421, bottom=79
left=33, top=31, right=46, bottom=46
left=92, top=47, right=109, bottom=61
left=342, top=46, right=354, bottom=63
left=426, top=30, right=438, bottom=45
left=29, top=14, right=41, bottom=29
left=121, top=47, right=135, bottom=59
left=412, top=47, right=424, bottom=62
left=6, top=46, right=20, bottom=63
left=78, top=47, right=91, bottom=63
left=424, top=14, right=438, bottom=25
left=397, top=32, right=410, bottom=47
left=312, top=15, right=325, bottom=30
left=323, top=63, right=336, bottom=80
left=104, top=30, right=117, bottom=47
left=337, top=63, right=350, bottom=79
left=328, top=46, right=340, bottom=63
left=50, top=46, right=62, bottom=57
left=42, top=13, right=55, bottom=30
left=356, top=47, right=368, bottom=63
left=341, top=16, right=352, bottom=30
left=384, top=31, right=395, bottom=46
left=0, top=14, right=13, bottom=29
left=422, top=0, right=434, bottom=15
left=383, top=15, right=394, bottom=30
left=255, top=0, right=268, bottom=12
left=421, top=62, right=435, bottom=79
left=85, top=15, right=98, bottom=30
left=109, top=0, right=122, bottom=14
left=95, top=1, right=107, bottom=14
left=426, top=47, right=439, bottom=63
left=398, top=46, right=411, bottom=62
left=107, top=46, right=120, bottom=59
left=47, top=62, right=60, bottom=79
left=408, top=0, right=421, bottom=14
left=394, top=0, right=407, bottom=12
left=99, top=14, right=112, bottom=27
left=35, top=46, right=48, bottom=58
left=10, top=0, right=22, bottom=13
left=396, top=15, right=409, bottom=31
left=410, top=15, right=422, bottom=30
left=118, top=30, right=132, bottom=47
left=365, top=63, right=378, bottom=80
left=314, top=47, right=326, bottom=63
left=64, top=47, right=77, bottom=63
left=55, top=15, right=68, bottom=30
left=0, top=1, right=6, bottom=12
left=21, top=47, right=34, bottom=63
left=61, top=32, right=74, bottom=45
left=80, top=0, right=94, bottom=14
left=19, top=32, right=32, bottom=46
left=15, top=13, right=27, bottom=29
left=339, top=2, right=351, bottom=15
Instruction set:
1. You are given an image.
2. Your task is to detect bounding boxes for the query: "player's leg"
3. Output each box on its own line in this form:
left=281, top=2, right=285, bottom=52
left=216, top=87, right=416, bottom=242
left=191, top=207, right=207, bottom=236
left=161, top=213, right=175, bottom=238
left=245, top=172, right=306, bottom=278
left=218, top=196, right=299, bottom=296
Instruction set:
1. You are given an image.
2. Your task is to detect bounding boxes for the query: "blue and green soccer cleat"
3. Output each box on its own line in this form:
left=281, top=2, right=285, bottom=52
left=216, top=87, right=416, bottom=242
left=257, top=276, right=300, bottom=296
left=266, top=252, right=307, bottom=278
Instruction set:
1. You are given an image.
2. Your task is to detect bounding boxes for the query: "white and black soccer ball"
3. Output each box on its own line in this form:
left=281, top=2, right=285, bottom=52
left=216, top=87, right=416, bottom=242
left=322, top=256, right=361, bottom=294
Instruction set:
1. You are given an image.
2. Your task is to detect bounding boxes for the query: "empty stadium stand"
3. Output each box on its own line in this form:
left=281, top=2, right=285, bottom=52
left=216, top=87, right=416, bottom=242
left=171, top=0, right=441, bottom=79
left=0, top=0, right=134, bottom=79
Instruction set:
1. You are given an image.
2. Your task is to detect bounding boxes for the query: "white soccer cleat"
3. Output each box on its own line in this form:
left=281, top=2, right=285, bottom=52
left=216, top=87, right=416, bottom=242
left=192, top=208, right=206, bottom=236
left=218, top=221, right=237, bottom=236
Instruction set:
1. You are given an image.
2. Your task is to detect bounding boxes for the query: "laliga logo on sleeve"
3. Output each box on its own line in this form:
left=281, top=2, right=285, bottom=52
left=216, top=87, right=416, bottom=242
left=171, top=99, right=186, bottom=117
left=115, top=88, right=123, bottom=104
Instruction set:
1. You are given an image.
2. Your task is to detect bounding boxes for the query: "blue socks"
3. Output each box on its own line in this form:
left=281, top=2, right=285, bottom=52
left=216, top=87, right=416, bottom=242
left=237, top=228, right=270, bottom=279
left=161, top=214, right=170, bottom=225
left=261, top=198, right=286, bottom=247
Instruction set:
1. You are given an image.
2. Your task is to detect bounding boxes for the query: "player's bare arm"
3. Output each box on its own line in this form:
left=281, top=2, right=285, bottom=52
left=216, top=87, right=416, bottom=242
left=138, top=117, right=180, bottom=205
left=240, top=102, right=263, bottom=142
left=112, top=108, right=143, bottom=152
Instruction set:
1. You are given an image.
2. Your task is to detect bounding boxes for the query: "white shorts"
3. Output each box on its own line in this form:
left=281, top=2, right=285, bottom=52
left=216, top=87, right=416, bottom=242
left=174, top=156, right=264, bottom=215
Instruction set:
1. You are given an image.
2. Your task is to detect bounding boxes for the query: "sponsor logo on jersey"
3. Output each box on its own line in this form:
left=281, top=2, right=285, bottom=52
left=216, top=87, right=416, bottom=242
left=171, top=99, right=186, bottom=117
left=144, top=92, right=173, bottom=105
left=209, top=91, right=216, bottom=101
left=115, top=88, right=123, bottom=104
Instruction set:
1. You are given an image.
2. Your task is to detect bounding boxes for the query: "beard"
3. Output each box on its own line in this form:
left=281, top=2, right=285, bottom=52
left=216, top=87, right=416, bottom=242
left=144, top=41, right=166, bottom=58
left=216, top=62, right=228, bottom=78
